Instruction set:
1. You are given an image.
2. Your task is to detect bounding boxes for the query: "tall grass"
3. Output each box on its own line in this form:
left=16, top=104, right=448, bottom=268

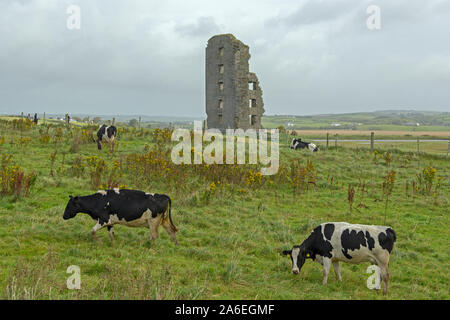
left=0, top=120, right=448, bottom=299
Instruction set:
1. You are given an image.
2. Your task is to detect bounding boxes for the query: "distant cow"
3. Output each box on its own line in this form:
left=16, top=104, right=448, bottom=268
left=96, top=125, right=117, bottom=150
left=290, top=138, right=318, bottom=152
left=282, top=222, right=396, bottom=294
left=63, top=189, right=178, bottom=245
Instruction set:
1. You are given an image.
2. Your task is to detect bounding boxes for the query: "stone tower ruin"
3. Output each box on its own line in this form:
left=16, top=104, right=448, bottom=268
left=205, top=34, right=265, bottom=131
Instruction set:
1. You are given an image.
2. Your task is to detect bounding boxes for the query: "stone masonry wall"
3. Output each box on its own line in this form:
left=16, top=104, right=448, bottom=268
left=206, top=34, right=264, bottom=131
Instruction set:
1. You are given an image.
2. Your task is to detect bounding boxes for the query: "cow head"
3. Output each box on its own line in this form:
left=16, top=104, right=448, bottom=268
left=308, top=143, right=319, bottom=152
left=63, top=195, right=82, bottom=220
left=290, top=138, right=297, bottom=149
left=282, top=244, right=312, bottom=274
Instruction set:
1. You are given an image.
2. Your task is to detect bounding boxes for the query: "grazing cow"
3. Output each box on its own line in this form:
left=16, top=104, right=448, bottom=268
left=290, top=138, right=318, bottom=152
left=96, top=125, right=117, bottom=150
left=282, top=222, right=396, bottom=294
left=63, top=189, right=178, bottom=245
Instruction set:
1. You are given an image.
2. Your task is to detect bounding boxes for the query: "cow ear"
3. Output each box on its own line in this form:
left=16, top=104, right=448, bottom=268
left=69, top=195, right=73, bottom=200
left=282, top=250, right=291, bottom=256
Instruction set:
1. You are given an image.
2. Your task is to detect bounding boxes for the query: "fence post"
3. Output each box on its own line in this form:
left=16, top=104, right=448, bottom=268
left=326, top=132, right=329, bottom=151
left=43, top=112, right=46, bottom=124
left=370, top=132, right=374, bottom=153
left=112, top=118, right=115, bottom=126
left=138, top=116, right=141, bottom=130
left=447, top=141, right=449, bottom=159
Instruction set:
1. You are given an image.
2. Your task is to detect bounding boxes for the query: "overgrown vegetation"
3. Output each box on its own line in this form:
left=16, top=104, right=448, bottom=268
left=0, top=118, right=448, bottom=299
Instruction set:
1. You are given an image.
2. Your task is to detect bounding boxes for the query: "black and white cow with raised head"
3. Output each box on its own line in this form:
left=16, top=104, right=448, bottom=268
left=96, top=125, right=117, bottom=150
left=282, top=222, right=396, bottom=294
left=63, top=189, right=178, bottom=245
left=290, top=138, right=318, bottom=152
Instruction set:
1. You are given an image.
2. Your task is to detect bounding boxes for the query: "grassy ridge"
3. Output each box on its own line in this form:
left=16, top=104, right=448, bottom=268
left=263, top=111, right=450, bottom=132
left=0, top=120, right=448, bottom=299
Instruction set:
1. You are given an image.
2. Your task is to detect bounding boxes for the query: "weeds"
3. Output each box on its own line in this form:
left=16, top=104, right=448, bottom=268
left=348, top=185, right=355, bottom=214
left=382, top=170, right=396, bottom=224
left=0, top=155, right=37, bottom=198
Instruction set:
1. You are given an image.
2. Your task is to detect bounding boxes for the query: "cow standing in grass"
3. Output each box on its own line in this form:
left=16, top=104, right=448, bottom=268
left=63, top=189, right=178, bottom=245
left=290, top=138, right=318, bottom=152
left=282, top=222, right=396, bottom=294
left=96, top=125, right=117, bottom=151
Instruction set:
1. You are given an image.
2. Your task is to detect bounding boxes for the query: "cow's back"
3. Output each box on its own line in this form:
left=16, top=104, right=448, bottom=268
left=319, top=222, right=395, bottom=264
left=105, top=189, right=170, bottom=221
left=104, top=189, right=150, bottom=221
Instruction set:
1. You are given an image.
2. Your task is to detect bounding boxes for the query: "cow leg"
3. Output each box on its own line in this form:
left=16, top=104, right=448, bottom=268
left=147, top=215, right=162, bottom=242
left=379, top=264, right=389, bottom=295
left=322, top=258, right=331, bottom=285
left=110, top=137, right=115, bottom=152
left=375, top=252, right=390, bottom=295
left=162, top=218, right=178, bottom=245
left=107, top=226, right=114, bottom=241
left=91, top=220, right=105, bottom=239
left=332, top=261, right=342, bottom=281
left=97, top=140, right=102, bottom=150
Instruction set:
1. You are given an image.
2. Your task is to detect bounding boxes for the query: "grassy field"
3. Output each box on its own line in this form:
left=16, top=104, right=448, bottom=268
left=290, top=129, right=450, bottom=139
left=262, top=111, right=450, bottom=132
left=308, top=140, right=449, bottom=156
left=0, top=119, right=448, bottom=300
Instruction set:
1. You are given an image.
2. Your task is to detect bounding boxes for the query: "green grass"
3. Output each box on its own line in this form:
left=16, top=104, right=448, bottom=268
left=262, top=111, right=450, bottom=131
left=0, top=122, right=448, bottom=300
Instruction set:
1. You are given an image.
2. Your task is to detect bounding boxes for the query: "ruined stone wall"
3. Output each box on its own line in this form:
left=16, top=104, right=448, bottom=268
left=206, top=34, right=264, bottom=131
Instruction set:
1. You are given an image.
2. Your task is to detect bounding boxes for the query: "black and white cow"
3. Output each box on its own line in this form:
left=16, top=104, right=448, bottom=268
left=63, top=189, right=178, bottom=245
left=96, top=125, right=117, bottom=150
left=282, top=222, right=396, bottom=294
left=290, top=138, right=318, bottom=152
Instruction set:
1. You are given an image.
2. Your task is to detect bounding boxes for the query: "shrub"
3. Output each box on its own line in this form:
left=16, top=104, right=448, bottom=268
left=0, top=161, right=37, bottom=198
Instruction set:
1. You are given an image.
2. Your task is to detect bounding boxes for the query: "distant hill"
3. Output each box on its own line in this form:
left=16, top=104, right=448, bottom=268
left=2, top=110, right=448, bottom=131
left=263, top=110, right=450, bottom=131
left=41, top=114, right=203, bottom=123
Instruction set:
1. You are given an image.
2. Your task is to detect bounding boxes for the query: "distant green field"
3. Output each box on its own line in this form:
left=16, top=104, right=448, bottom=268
left=0, top=119, right=448, bottom=300
left=263, top=111, right=450, bottom=132
left=0, top=116, right=88, bottom=127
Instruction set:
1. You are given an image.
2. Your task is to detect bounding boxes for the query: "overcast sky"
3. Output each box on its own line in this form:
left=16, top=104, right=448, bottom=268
left=0, top=0, right=449, bottom=117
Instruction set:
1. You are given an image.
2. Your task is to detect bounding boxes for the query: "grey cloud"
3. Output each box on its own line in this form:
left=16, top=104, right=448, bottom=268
left=174, top=16, right=222, bottom=37
left=285, top=0, right=359, bottom=26
left=0, top=0, right=448, bottom=117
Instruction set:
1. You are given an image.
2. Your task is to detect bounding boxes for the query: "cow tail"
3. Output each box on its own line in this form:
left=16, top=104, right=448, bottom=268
left=167, top=196, right=178, bottom=232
